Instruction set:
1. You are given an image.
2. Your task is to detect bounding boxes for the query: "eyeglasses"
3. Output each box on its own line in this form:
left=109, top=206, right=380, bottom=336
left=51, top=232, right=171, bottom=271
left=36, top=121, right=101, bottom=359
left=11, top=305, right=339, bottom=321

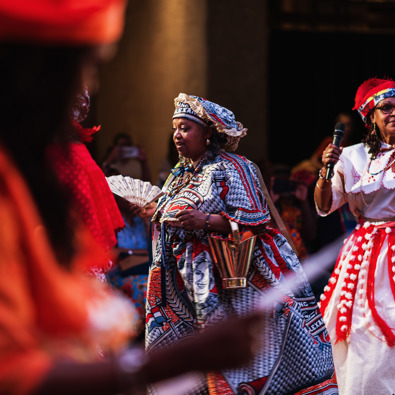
left=375, top=103, right=395, bottom=115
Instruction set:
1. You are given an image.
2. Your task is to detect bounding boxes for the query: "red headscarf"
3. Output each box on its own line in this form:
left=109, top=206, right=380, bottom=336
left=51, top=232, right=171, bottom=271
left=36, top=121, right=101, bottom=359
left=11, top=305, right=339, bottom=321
left=353, top=77, right=395, bottom=123
left=0, top=0, right=127, bottom=44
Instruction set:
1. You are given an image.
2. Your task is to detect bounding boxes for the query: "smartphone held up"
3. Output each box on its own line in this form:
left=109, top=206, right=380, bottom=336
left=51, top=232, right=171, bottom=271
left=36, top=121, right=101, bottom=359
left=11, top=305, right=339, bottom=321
left=121, top=146, right=139, bottom=159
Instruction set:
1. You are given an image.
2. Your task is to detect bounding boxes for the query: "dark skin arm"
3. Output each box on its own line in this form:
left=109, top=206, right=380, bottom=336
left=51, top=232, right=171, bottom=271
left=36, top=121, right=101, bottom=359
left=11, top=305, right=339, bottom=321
left=32, top=312, right=264, bottom=395
left=132, top=203, right=232, bottom=235
left=174, top=209, right=231, bottom=234
left=314, top=143, right=342, bottom=213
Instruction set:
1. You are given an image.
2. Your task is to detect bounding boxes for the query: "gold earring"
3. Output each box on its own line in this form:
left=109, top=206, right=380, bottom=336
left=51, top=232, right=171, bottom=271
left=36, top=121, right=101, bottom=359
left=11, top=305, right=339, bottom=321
left=206, top=138, right=211, bottom=146
left=371, top=123, right=377, bottom=135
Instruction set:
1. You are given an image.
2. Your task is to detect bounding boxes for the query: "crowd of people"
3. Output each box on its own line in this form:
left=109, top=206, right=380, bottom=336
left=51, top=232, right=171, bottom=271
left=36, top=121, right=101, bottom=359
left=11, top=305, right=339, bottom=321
left=0, top=1, right=266, bottom=394
left=2, top=1, right=395, bottom=395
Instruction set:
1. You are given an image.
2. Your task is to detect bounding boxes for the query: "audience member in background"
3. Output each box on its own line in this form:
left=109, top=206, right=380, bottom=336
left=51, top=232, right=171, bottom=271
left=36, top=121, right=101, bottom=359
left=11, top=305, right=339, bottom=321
left=292, top=112, right=356, bottom=189
left=106, top=193, right=151, bottom=343
left=102, top=133, right=153, bottom=341
left=270, top=164, right=317, bottom=260
left=0, top=1, right=266, bottom=394
left=290, top=113, right=358, bottom=297
left=292, top=112, right=358, bottom=250
left=102, top=132, right=151, bottom=181
left=335, top=112, right=358, bottom=147
left=156, top=132, right=180, bottom=188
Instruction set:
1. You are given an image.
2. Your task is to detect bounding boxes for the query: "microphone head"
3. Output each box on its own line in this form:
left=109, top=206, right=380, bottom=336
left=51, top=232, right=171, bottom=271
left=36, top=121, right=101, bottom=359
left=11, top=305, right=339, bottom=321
left=334, top=122, right=345, bottom=136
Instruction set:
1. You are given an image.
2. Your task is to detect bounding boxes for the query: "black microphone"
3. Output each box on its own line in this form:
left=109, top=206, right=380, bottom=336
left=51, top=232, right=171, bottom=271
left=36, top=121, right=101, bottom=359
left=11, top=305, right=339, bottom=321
left=325, top=122, right=345, bottom=180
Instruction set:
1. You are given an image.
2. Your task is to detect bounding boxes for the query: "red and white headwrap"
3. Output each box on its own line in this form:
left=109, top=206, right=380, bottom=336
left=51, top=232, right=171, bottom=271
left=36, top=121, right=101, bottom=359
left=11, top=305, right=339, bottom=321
left=0, top=0, right=127, bottom=45
left=353, top=77, right=395, bottom=123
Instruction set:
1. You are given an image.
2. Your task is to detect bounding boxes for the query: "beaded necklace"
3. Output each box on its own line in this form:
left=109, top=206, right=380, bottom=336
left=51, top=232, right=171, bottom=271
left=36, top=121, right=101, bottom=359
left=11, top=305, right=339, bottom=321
left=367, top=148, right=395, bottom=176
left=167, top=156, right=207, bottom=197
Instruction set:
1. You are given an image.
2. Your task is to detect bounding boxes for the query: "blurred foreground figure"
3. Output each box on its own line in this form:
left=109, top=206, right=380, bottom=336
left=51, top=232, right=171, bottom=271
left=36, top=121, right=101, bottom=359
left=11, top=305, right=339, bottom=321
left=48, top=86, right=125, bottom=281
left=0, top=1, right=266, bottom=394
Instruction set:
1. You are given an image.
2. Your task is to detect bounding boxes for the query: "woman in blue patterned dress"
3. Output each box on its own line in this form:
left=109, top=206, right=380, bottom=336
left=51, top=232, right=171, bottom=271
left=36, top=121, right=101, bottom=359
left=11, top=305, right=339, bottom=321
left=141, top=93, right=336, bottom=395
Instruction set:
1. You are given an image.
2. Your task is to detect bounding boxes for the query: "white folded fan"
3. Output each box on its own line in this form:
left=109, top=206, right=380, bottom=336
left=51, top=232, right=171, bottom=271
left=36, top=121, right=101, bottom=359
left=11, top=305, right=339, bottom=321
left=106, top=175, right=164, bottom=207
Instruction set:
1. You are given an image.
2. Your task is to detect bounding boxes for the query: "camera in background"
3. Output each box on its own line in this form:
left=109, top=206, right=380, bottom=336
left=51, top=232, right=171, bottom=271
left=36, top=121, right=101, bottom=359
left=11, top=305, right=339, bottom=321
left=121, top=146, right=139, bottom=159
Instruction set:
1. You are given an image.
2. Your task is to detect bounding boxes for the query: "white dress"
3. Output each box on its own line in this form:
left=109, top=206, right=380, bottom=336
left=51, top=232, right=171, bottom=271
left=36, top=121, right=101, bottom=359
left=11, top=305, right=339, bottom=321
left=317, top=142, right=395, bottom=394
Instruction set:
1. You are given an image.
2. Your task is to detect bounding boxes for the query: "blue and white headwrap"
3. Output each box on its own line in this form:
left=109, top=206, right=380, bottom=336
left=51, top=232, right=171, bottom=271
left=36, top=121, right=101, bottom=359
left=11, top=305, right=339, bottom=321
left=173, top=93, right=247, bottom=151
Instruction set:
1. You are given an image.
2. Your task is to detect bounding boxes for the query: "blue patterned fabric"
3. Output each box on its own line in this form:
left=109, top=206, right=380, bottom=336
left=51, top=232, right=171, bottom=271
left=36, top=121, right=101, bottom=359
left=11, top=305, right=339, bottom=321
left=116, top=215, right=149, bottom=250
left=146, top=153, right=335, bottom=394
left=189, top=95, right=240, bottom=129
left=173, top=95, right=241, bottom=130
left=158, top=153, right=270, bottom=227
left=172, top=93, right=247, bottom=152
left=106, top=215, right=149, bottom=340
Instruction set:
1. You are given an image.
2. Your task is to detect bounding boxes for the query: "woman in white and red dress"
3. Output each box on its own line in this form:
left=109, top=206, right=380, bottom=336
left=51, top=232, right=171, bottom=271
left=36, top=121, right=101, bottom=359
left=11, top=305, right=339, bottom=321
left=315, top=77, right=395, bottom=394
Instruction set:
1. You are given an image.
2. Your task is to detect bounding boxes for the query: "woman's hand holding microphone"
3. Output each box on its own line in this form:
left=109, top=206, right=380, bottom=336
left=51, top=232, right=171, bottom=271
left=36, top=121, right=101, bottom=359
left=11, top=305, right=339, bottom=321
left=315, top=143, right=342, bottom=213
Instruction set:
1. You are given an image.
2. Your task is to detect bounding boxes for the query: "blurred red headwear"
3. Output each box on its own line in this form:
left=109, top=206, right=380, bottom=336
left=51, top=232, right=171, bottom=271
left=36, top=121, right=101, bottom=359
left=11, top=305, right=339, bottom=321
left=353, top=77, right=395, bottom=123
left=0, top=0, right=127, bottom=45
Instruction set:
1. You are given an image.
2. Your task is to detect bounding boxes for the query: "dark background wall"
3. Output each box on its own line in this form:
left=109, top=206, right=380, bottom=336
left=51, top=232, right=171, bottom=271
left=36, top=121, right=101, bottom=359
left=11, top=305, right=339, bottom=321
left=206, top=0, right=268, bottom=165
left=93, top=0, right=395, bottom=182
left=267, top=30, right=395, bottom=167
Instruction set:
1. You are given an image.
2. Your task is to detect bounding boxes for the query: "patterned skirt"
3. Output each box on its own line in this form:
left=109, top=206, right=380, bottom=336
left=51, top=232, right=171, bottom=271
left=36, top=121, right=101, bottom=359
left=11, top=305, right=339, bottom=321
left=320, top=220, right=395, bottom=394
left=146, top=227, right=337, bottom=394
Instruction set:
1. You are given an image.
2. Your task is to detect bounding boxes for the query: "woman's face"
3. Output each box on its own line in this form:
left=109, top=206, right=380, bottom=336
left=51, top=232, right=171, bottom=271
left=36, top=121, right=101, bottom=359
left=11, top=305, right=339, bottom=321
left=370, top=97, right=395, bottom=144
left=172, top=118, right=211, bottom=162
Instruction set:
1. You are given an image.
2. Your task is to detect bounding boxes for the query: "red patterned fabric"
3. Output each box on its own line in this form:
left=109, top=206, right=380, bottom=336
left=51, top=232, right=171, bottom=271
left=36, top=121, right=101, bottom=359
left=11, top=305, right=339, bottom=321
left=319, top=221, right=395, bottom=346
left=0, top=0, right=127, bottom=44
left=353, top=78, right=395, bottom=122
left=353, top=78, right=395, bottom=110
left=294, top=374, right=338, bottom=395
left=0, top=147, right=134, bottom=395
left=49, top=142, right=124, bottom=253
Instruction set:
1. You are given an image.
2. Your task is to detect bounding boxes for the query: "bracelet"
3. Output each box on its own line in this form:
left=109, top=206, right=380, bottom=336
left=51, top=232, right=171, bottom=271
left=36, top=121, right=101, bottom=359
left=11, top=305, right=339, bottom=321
left=205, top=214, right=211, bottom=230
left=318, top=167, right=332, bottom=181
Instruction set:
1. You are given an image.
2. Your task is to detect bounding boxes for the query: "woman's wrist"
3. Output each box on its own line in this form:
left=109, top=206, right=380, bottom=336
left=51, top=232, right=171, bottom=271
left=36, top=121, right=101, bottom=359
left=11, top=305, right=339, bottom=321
left=205, top=214, right=211, bottom=231
left=318, top=167, right=332, bottom=181
left=202, top=213, right=232, bottom=234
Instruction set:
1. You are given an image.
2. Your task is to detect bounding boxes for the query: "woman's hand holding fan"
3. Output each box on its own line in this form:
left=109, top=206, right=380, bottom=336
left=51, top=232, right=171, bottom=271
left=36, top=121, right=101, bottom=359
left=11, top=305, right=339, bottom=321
left=106, top=175, right=164, bottom=216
